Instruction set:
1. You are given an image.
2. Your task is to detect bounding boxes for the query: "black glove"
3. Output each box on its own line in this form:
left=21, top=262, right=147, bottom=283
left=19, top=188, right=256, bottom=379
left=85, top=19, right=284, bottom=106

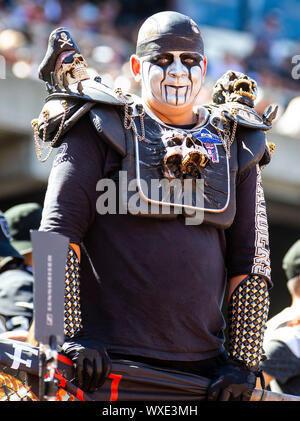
left=62, top=341, right=111, bottom=393
left=207, top=359, right=257, bottom=401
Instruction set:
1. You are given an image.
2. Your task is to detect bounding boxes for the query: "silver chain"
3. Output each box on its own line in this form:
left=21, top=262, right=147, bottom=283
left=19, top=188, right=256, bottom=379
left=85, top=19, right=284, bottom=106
left=114, top=88, right=146, bottom=142
left=31, top=100, right=68, bottom=163
left=215, top=108, right=238, bottom=159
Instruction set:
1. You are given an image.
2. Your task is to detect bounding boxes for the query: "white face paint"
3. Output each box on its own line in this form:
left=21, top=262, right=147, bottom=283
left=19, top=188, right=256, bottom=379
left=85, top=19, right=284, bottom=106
left=140, top=51, right=204, bottom=108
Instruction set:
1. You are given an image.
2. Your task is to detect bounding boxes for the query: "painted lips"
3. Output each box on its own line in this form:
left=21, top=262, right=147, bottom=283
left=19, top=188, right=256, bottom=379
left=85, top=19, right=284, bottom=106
left=163, top=84, right=190, bottom=105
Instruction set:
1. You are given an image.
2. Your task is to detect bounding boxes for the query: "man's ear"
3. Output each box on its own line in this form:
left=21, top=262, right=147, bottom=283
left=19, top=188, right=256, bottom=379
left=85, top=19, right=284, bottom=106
left=130, top=54, right=142, bottom=82
left=202, top=56, right=207, bottom=78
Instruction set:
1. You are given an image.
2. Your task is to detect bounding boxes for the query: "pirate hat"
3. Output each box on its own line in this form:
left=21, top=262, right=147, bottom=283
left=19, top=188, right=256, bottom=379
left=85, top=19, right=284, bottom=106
left=38, top=27, right=81, bottom=84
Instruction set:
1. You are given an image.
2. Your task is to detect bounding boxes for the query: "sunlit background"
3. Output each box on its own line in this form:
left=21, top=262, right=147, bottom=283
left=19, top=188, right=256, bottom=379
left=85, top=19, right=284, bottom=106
left=1, top=0, right=300, bottom=317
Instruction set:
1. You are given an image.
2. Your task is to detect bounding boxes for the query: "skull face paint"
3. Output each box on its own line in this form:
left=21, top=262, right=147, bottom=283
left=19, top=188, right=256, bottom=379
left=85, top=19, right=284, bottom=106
left=141, top=51, right=204, bottom=108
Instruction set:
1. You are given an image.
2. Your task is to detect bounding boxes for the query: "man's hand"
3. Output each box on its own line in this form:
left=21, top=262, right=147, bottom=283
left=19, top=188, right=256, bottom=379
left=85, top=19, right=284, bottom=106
left=62, top=342, right=111, bottom=393
left=207, top=359, right=257, bottom=401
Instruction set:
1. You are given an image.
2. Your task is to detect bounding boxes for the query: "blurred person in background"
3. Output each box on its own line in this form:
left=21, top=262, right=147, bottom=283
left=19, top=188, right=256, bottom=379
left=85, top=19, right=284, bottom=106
left=3, top=203, right=42, bottom=344
left=260, top=239, right=300, bottom=396
left=0, top=203, right=42, bottom=341
left=0, top=210, right=32, bottom=341
left=4, top=202, right=42, bottom=270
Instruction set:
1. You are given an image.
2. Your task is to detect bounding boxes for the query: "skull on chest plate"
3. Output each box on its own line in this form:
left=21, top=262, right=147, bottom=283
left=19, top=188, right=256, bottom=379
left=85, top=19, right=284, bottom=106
left=161, top=130, right=210, bottom=179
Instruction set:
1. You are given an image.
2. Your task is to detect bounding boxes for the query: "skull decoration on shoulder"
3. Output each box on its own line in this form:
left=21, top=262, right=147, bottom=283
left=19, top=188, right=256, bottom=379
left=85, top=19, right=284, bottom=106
left=212, top=70, right=258, bottom=108
left=162, top=129, right=210, bottom=179
left=55, top=50, right=90, bottom=88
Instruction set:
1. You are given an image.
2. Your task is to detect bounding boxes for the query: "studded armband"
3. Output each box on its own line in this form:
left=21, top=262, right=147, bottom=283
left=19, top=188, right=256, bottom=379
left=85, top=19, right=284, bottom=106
left=228, top=275, right=269, bottom=369
left=64, top=246, right=83, bottom=338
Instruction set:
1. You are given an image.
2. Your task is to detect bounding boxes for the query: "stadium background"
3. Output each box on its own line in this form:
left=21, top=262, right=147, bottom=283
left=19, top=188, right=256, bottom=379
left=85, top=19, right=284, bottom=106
left=1, top=0, right=300, bottom=318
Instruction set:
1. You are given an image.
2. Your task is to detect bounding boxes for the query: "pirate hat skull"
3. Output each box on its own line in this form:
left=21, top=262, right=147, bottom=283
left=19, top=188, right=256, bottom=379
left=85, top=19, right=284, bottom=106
left=38, top=27, right=82, bottom=85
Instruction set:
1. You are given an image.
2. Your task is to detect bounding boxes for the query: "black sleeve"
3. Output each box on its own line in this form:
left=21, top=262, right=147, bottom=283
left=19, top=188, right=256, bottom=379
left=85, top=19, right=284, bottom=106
left=225, top=164, right=272, bottom=287
left=39, top=114, right=108, bottom=244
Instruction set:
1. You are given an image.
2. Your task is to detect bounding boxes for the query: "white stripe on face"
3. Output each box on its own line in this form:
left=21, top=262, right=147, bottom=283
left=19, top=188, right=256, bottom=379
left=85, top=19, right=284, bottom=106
left=141, top=51, right=204, bottom=107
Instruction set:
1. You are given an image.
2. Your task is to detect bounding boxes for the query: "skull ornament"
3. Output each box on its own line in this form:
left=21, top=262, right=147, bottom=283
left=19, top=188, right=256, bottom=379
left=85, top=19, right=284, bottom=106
left=56, top=51, right=90, bottom=87
left=212, top=70, right=258, bottom=108
left=162, top=130, right=210, bottom=179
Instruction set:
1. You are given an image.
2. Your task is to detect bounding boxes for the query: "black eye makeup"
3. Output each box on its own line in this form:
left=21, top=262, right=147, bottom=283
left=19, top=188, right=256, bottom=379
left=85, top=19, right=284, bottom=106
left=180, top=53, right=203, bottom=67
left=148, top=53, right=174, bottom=67
left=146, top=52, right=203, bottom=69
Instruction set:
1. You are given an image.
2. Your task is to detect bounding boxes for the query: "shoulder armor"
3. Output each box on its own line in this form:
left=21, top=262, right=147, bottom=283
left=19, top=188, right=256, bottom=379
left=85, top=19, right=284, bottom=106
left=32, top=27, right=131, bottom=162
left=204, top=103, right=276, bottom=173
left=206, top=68, right=279, bottom=173
left=32, top=78, right=126, bottom=148
left=45, top=78, right=125, bottom=107
left=89, top=104, right=127, bottom=157
left=205, top=102, right=278, bottom=131
left=210, top=69, right=278, bottom=130
left=236, top=126, right=267, bottom=174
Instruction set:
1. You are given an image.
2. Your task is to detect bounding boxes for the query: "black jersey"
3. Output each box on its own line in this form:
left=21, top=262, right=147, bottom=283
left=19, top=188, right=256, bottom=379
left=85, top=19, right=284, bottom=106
left=40, top=112, right=271, bottom=361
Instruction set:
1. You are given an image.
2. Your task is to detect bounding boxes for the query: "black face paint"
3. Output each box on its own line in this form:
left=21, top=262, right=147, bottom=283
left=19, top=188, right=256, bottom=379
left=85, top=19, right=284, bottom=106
left=180, top=53, right=203, bottom=68
left=144, top=52, right=203, bottom=105
left=147, top=54, right=171, bottom=99
left=141, top=49, right=204, bottom=108
left=148, top=53, right=174, bottom=68
left=146, top=52, right=203, bottom=68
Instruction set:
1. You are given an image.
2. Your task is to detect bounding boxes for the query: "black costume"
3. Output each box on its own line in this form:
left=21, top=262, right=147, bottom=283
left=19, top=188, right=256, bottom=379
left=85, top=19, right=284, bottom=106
left=32, top=12, right=277, bottom=400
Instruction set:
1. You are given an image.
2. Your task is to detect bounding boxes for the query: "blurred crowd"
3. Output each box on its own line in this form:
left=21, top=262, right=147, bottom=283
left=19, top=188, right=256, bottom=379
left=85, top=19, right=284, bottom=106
left=0, top=0, right=299, bottom=134
left=0, top=0, right=142, bottom=91
left=0, top=1, right=300, bottom=116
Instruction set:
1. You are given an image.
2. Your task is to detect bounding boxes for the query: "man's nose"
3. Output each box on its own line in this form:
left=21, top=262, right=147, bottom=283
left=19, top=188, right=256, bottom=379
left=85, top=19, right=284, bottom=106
left=168, top=57, right=188, bottom=78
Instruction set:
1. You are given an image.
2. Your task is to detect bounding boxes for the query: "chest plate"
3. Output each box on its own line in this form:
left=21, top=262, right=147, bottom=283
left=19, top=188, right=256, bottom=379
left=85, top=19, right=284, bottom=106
left=120, top=112, right=238, bottom=228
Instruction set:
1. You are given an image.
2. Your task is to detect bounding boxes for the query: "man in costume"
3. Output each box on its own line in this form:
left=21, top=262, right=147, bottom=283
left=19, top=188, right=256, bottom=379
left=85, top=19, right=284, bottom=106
left=32, top=11, right=277, bottom=400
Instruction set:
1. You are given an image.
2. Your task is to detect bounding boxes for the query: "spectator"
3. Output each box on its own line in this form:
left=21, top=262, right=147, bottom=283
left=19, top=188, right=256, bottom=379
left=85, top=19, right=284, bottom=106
left=260, top=239, right=300, bottom=396
left=275, top=96, right=300, bottom=137
left=0, top=210, right=32, bottom=340
left=4, top=202, right=42, bottom=270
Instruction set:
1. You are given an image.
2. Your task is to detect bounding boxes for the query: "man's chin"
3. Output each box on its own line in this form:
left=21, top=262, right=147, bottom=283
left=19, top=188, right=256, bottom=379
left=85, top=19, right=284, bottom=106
left=164, top=98, right=192, bottom=107
left=144, top=97, right=195, bottom=118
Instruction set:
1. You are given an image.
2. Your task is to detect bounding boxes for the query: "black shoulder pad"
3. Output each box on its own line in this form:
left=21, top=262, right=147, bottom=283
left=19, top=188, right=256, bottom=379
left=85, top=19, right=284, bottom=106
left=214, top=102, right=275, bottom=131
left=237, top=126, right=267, bottom=174
left=33, top=97, right=95, bottom=147
left=32, top=79, right=126, bottom=148
left=89, top=105, right=126, bottom=157
left=46, top=78, right=125, bottom=106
